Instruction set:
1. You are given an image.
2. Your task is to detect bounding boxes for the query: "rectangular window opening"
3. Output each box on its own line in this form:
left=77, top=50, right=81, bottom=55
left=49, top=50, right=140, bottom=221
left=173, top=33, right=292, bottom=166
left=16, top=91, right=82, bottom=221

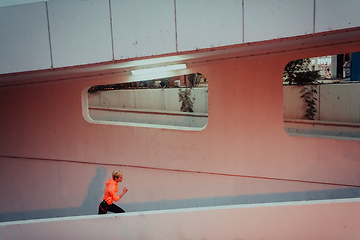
left=84, top=73, right=208, bottom=130
left=283, top=52, right=360, bottom=140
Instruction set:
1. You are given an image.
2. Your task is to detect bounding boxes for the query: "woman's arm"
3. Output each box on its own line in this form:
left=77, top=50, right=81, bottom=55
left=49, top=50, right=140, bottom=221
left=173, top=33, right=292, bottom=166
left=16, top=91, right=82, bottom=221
left=116, top=187, right=128, bottom=201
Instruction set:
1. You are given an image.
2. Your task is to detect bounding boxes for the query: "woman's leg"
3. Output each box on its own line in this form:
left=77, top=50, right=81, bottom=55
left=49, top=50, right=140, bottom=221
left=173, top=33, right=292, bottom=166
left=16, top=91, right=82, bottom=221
left=98, top=201, right=108, bottom=214
left=107, top=203, right=125, bottom=213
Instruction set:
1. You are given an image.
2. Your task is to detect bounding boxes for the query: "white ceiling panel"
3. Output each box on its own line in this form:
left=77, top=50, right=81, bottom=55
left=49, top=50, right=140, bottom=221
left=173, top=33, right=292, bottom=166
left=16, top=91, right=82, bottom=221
left=0, top=3, right=51, bottom=74
left=315, top=0, right=360, bottom=33
left=48, top=0, right=113, bottom=68
left=244, top=0, right=314, bottom=43
left=111, top=0, right=177, bottom=60
left=176, top=0, right=243, bottom=52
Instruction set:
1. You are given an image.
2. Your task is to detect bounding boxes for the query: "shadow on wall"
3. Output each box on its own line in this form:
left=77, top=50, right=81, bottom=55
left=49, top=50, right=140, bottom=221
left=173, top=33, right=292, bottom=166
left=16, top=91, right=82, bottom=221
left=121, top=187, right=360, bottom=212
left=80, top=166, right=107, bottom=215
left=0, top=167, right=107, bottom=222
left=1, top=167, right=359, bottom=222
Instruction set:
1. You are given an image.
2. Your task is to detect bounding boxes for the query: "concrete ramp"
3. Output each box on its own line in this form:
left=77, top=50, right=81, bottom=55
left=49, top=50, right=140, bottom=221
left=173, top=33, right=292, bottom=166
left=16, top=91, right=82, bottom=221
left=1, top=198, right=359, bottom=240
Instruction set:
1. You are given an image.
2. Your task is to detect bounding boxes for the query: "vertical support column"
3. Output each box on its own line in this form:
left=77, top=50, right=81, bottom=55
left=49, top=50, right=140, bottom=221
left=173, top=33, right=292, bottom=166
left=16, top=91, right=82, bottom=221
left=331, top=55, right=337, bottom=78
left=350, top=51, right=360, bottom=81
left=336, top=54, right=344, bottom=78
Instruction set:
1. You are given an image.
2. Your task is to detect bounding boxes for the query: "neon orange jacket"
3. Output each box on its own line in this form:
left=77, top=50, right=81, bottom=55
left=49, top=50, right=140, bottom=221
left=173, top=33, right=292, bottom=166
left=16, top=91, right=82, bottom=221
left=103, top=179, right=120, bottom=205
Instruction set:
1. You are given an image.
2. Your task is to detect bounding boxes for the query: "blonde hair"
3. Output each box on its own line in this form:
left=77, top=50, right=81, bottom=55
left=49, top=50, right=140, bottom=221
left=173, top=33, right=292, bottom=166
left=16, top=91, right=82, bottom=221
left=112, top=170, right=123, bottom=180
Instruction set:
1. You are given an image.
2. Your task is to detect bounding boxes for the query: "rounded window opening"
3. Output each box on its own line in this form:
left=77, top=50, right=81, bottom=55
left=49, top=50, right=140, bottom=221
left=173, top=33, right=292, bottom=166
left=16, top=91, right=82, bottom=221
left=283, top=53, right=360, bottom=140
left=86, top=73, right=208, bottom=130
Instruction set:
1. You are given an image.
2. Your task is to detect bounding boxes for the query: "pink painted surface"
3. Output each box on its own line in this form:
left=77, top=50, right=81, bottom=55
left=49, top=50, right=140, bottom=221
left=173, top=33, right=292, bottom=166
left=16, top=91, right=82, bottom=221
left=0, top=30, right=360, bottom=240
left=1, top=199, right=359, bottom=240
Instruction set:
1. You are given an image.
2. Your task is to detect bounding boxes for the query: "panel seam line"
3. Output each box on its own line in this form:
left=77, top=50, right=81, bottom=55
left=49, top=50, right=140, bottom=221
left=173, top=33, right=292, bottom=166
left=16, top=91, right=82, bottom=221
left=174, top=0, right=178, bottom=52
left=242, top=0, right=245, bottom=43
left=1, top=155, right=359, bottom=188
left=45, top=2, right=54, bottom=69
left=313, top=0, right=316, bottom=33
left=109, top=0, right=115, bottom=60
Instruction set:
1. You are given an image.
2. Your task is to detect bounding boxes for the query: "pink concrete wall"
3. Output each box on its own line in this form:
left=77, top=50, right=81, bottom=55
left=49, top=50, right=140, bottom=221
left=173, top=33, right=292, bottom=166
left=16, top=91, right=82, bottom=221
left=0, top=37, right=360, bottom=223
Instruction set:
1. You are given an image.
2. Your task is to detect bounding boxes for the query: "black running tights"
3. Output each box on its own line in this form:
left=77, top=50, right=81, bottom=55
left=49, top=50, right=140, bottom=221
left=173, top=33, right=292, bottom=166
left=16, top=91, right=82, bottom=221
left=98, top=200, right=125, bottom=214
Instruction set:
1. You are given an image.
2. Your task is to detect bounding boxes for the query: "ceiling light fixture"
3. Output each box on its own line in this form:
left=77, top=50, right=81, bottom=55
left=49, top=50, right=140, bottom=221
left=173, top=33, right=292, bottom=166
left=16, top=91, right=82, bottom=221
left=131, top=64, right=187, bottom=75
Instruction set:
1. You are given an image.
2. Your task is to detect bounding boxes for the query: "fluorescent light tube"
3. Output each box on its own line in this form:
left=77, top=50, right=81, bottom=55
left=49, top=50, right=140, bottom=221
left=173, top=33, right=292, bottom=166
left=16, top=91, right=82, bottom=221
left=131, top=64, right=187, bottom=75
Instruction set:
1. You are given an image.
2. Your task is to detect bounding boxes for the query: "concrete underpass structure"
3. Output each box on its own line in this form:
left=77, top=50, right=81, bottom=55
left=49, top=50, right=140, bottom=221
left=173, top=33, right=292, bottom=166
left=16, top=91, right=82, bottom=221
left=1, top=1, right=360, bottom=239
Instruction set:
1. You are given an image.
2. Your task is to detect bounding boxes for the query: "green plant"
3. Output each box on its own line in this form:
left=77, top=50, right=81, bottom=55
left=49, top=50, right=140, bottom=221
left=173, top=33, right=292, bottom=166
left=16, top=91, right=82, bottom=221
left=284, top=58, right=321, bottom=120
left=187, top=73, right=206, bottom=87
left=160, top=77, right=172, bottom=88
left=300, top=85, right=317, bottom=120
left=146, top=80, right=156, bottom=88
left=283, top=59, right=320, bottom=86
left=178, top=88, right=195, bottom=112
